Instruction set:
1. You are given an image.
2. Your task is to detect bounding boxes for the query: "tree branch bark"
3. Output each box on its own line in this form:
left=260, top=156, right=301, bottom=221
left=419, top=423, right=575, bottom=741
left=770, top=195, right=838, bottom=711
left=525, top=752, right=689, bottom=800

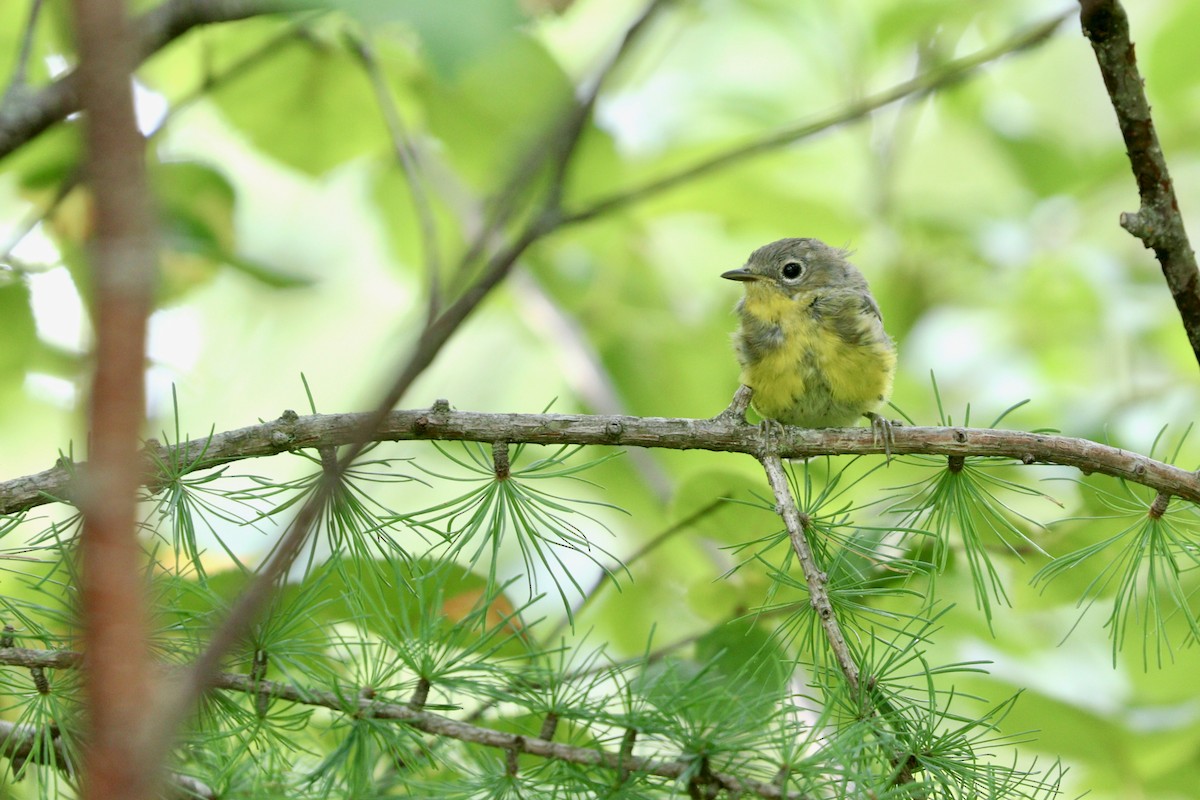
left=1078, top=0, right=1200, bottom=366
left=0, top=647, right=789, bottom=800
left=4, top=407, right=1198, bottom=515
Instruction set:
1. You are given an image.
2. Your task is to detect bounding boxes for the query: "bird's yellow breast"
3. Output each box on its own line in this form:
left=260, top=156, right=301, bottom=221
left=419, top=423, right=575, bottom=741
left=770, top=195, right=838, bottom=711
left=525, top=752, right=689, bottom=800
left=735, top=284, right=895, bottom=428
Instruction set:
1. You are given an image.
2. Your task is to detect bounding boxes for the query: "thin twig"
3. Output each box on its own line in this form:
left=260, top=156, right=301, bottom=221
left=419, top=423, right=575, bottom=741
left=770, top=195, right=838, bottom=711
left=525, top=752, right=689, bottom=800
left=1078, top=0, right=1200, bottom=367
left=558, top=9, right=1072, bottom=228
left=1, top=16, right=316, bottom=270
left=448, top=0, right=668, bottom=295
left=0, top=0, right=305, bottom=161
left=759, top=455, right=860, bottom=690
left=1, top=0, right=44, bottom=105
left=350, top=33, right=444, bottom=321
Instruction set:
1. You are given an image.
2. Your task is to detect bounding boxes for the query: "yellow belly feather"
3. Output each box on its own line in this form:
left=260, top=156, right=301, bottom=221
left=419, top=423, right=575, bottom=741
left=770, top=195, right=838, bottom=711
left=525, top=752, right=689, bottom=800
left=736, top=287, right=895, bottom=428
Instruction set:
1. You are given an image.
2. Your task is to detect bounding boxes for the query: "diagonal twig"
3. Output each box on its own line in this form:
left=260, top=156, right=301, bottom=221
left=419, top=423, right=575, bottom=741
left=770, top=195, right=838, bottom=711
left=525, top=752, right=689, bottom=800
left=350, top=33, right=444, bottom=322
left=139, top=0, right=671, bottom=775
left=559, top=9, right=1072, bottom=228
left=1078, top=0, right=1200, bottom=367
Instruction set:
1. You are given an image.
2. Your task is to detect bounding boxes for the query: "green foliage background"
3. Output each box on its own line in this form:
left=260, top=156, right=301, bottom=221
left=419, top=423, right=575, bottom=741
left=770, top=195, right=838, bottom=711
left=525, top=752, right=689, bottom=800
left=2, top=0, right=1200, bottom=797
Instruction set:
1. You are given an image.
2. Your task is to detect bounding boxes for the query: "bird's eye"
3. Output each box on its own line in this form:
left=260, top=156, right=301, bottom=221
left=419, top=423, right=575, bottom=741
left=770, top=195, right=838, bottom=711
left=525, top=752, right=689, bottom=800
left=781, top=261, right=803, bottom=280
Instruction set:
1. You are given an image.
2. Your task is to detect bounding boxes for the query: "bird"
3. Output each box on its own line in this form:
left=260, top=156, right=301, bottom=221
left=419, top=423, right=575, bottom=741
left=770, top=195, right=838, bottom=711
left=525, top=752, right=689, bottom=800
left=722, top=237, right=896, bottom=450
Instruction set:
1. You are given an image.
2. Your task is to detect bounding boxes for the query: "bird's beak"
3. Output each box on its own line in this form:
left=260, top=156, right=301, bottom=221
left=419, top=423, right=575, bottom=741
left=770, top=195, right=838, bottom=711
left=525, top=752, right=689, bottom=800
left=721, top=267, right=760, bottom=282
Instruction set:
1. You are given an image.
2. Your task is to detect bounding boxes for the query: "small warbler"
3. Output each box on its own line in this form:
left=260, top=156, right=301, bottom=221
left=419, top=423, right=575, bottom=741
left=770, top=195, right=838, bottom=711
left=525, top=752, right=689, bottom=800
left=722, top=237, right=896, bottom=446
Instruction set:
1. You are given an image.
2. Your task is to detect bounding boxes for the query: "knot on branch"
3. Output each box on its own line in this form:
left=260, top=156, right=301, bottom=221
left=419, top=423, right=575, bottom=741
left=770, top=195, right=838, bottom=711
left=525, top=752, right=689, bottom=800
left=948, top=455, right=966, bottom=473
left=1, top=624, right=13, bottom=649
left=493, top=441, right=511, bottom=481
left=1120, top=210, right=1159, bottom=246
left=1078, top=0, right=1120, bottom=40
left=268, top=409, right=300, bottom=449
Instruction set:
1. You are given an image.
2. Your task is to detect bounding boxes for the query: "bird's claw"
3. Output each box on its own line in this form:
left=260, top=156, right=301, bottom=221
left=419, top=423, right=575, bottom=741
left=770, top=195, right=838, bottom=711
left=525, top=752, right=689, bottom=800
left=865, top=411, right=896, bottom=462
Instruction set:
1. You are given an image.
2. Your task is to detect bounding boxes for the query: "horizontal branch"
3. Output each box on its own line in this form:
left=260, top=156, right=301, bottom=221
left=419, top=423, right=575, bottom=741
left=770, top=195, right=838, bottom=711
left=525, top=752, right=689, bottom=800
left=0, top=715, right=214, bottom=800
left=2, top=406, right=1198, bottom=515
left=0, top=647, right=785, bottom=799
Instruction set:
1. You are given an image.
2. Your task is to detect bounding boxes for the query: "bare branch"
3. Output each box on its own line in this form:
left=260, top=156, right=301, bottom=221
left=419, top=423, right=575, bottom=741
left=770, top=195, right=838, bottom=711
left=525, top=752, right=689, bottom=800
left=1078, top=0, right=1200, bottom=367
left=4, top=407, right=1198, bottom=515
left=350, top=33, right=444, bottom=321
left=0, top=0, right=302, bottom=161
left=760, top=455, right=861, bottom=690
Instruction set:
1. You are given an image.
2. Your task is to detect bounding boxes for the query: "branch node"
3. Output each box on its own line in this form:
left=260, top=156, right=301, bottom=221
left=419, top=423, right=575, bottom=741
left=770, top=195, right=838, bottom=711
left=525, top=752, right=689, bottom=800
left=506, top=736, right=524, bottom=776
left=605, top=420, right=624, bottom=440
left=1148, top=491, right=1170, bottom=519
left=409, top=676, right=430, bottom=710
left=318, top=446, right=338, bottom=476
left=1, top=624, right=13, bottom=649
left=493, top=441, right=511, bottom=481
left=947, top=455, right=966, bottom=473
left=30, top=665, right=49, bottom=695
left=713, top=384, right=754, bottom=424
left=1021, top=452, right=1036, bottom=465
left=952, top=429, right=968, bottom=443
left=269, top=410, right=299, bottom=449
left=1119, top=210, right=1151, bottom=241
left=616, top=727, right=637, bottom=783
left=431, top=398, right=451, bottom=415
left=538, top=711, right=559, bottom=742
left=251, top=648, right=270, bottom=717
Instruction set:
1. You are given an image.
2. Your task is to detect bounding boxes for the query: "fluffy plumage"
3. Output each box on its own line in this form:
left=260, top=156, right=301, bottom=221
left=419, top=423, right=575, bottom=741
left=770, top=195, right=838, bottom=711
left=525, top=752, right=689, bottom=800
left=722, top=238, right=896, bottom=429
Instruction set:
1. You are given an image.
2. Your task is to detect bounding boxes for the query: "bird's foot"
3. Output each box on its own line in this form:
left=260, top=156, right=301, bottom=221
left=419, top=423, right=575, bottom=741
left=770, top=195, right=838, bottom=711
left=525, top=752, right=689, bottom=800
left=864, top=411, right=898, bottom=462
left=758, top=416, right=785, bottom=457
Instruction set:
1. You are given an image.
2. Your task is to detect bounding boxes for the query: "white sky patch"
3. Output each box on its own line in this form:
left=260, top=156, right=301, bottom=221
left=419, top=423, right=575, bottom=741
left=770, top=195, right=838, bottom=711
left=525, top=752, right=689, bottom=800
left=27, top=266, right=87, bottom=352
left=133, top=81, right=169, bottom=135
left=24, top=373, right=77, bottom=409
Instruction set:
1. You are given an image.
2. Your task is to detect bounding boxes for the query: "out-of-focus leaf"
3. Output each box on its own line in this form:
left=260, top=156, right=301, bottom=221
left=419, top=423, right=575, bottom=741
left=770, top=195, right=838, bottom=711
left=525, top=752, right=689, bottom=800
left=3, top=122, right=81, bottom=186
left=694, top=617, right=790, bottom=716
left=335, top=0, right=524, bottom=78
left=0, top=280, right=38, bottom=380
left=153, top=160, right=311, bottom=297
left=418, top=33, right=574, bottom=188
left=208, top=35, right=385, bottom=175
